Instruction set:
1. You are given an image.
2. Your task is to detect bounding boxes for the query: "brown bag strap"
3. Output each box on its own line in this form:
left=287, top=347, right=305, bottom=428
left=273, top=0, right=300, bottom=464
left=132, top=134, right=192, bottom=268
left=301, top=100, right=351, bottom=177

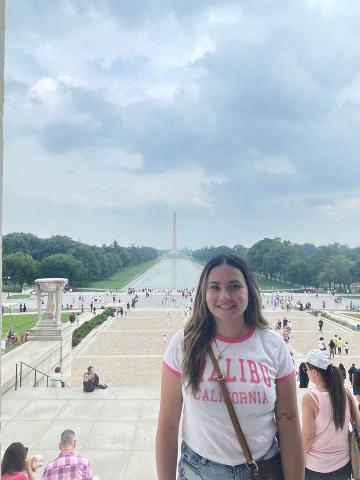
left=346, top=390, right=358, bottom=429
left=209, top=347, right=258, bottom=473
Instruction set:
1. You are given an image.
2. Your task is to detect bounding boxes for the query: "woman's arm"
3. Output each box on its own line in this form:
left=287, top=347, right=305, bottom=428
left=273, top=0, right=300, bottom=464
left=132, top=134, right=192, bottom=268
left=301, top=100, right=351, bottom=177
left=25, top=458, right=36, bottom=480
left=275, top=377, right=304, bottom=480
left=156, top=368, right=183, bottom=480
left=301, top=392, right=317, bottom=453
left=346, top=388, right=360, bottom=430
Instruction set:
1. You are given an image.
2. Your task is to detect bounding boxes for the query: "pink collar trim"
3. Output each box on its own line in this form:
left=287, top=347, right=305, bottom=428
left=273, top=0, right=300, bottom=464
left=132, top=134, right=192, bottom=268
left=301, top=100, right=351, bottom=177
left=215, top=325, right=256, bottom=343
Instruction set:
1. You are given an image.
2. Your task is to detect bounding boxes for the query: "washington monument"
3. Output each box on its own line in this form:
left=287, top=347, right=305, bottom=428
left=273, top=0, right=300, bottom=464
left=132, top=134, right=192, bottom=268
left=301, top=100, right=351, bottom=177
left=172, top=210, right=177, bottom=254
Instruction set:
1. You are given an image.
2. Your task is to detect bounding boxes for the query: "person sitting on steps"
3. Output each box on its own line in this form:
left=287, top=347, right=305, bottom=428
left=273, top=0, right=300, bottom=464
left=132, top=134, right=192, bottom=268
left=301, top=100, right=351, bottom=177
left=82, top=366, right=107, bottom=392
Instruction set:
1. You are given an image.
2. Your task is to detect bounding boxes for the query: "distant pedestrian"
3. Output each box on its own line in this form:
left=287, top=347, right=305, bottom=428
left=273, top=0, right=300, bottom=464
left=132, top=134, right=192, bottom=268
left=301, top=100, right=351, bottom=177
left=318, top=337, right=326, bottom=351
left=348, top=363, right=356, bottom=385
left=282, top=328, right=290, bottom=343
left=338, top=363, right=346, bottom=381
left=344, top=341, right=349, bottom=355
left=75, top=313, right=80, bottom=327
left=163, top=333, right=167, bottom=344
left=49, top=366, right=65, bottom=388
left=337, top=337, right=343, bottom=355
left=318, top=318, right=323, bottom=333
left=353, top=368, right=360, bottom=412
left=328, top=339, right=336, bottom=359
left=83, top=366, right=107, bottom=392
left=286, top=320, right=292, bottom=334
left=93, top=306, right=96, bottom=316
left=299, top=362, right=309, bottom=388
left=23, top=303, right=26, bottom=312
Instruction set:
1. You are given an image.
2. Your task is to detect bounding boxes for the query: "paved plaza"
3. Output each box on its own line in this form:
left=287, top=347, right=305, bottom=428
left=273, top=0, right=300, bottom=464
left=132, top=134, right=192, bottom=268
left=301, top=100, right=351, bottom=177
left=2, top=303, right=360, bottom=479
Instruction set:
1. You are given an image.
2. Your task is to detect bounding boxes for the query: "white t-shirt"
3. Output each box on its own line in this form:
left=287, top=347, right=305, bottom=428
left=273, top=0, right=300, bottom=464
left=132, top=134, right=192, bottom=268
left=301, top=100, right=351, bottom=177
left=49, top=372, right=64, bottom=387
left=163, top=326, right=295, bottom=465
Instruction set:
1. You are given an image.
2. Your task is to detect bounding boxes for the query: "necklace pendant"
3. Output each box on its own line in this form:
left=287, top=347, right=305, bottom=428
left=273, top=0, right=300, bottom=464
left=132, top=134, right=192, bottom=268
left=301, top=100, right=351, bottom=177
left=217, top=352, right=223, bottom=360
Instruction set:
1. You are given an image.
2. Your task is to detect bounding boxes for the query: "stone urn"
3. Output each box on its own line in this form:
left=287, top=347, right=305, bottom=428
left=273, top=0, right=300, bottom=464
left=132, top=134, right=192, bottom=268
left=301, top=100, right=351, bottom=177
left=29, top=278, right=71, bottom=340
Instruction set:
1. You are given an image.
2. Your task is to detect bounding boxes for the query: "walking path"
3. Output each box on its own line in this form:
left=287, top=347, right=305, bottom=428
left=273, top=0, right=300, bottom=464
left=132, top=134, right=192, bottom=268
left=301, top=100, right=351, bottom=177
left=3, top=304, right=360, bottom=479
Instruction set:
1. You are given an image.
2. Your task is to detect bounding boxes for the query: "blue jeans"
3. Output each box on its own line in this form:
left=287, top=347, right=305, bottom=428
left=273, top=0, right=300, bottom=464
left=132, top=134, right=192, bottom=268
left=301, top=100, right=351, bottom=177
left=305, top=461, right=352, bottom=480
left=177, top=442, right=279, bottom=480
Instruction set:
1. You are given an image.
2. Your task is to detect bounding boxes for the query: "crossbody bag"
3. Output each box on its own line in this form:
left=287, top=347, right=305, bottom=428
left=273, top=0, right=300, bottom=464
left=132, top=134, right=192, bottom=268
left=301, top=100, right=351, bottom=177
left=209, top=347, right=284, bottom=480
left=346, top=392, right=360, bottom=480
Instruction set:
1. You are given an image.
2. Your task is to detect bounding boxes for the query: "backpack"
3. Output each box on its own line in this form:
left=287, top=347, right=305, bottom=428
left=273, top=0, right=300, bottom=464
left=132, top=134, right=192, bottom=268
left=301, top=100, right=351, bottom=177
left=329, top=339, right=335, bottom=349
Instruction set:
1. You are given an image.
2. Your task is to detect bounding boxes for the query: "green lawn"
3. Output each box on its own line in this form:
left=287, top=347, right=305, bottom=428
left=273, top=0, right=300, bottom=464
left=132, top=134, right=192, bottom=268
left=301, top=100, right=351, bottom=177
left=2, top=312, right=72, bottom=340
left=347, top=313, right=360, bottom=320
left=7, top=294, right=31, bottom=299
left=83, top=259, right=158, bottom=289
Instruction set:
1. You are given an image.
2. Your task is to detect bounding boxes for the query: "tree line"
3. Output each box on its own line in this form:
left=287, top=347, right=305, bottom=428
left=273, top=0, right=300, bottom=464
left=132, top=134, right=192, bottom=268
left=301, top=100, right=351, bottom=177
left=2, top=233, right=158, bottom=289
left=191, top=239, right=360, bottom=291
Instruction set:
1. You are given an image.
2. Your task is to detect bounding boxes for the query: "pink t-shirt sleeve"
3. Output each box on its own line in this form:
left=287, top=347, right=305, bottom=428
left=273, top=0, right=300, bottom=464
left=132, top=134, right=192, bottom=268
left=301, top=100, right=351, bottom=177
left=163, top=329, right=183, bottom=377
left=275, top=335, right=295, bottom=384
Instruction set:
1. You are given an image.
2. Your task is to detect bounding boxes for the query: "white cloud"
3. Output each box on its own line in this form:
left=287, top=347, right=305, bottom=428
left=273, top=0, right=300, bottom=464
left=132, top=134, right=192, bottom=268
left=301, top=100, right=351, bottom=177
left=304, top=0, right=339, bottom=17
left=336, top=73, right=360, bottom=111
left=5, top=138, right=225, bottom=210
left=317, top=196, right=360, bottom=219
left=251, top=155, right=299, bottom=177
left=5, top=1, right=360, bottom=246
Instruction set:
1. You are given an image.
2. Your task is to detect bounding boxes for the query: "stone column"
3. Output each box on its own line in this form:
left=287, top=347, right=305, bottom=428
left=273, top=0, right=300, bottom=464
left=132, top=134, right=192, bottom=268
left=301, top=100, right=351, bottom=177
left=29, top=278, right=73, bottom=384
left=30, top=278, right=71, bottom=338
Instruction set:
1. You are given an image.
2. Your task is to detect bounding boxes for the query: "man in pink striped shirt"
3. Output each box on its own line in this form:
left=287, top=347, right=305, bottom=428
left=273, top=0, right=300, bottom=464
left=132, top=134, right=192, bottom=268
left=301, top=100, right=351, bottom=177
left=41, top=429, right=93, bottom=480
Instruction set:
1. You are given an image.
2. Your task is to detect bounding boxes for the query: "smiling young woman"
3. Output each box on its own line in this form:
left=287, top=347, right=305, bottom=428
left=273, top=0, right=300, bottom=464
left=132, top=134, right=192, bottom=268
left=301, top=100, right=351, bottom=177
left=156, top=254, right=304, bottom=480
left=205, top=263, right=250, bottom=338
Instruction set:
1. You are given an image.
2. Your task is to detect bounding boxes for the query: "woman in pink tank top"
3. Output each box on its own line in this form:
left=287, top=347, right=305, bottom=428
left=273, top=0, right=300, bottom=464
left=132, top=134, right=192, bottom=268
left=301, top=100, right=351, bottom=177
left=1, top=442, right=36, bottom=480
left=302, top=350, right=360, bottom=479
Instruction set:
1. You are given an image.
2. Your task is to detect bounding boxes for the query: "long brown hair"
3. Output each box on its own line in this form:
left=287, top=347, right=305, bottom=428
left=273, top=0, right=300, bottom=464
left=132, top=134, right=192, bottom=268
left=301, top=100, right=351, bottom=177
left=306, top=363, right=346, bottom=430
left=182, top=254, right=268, bottom=394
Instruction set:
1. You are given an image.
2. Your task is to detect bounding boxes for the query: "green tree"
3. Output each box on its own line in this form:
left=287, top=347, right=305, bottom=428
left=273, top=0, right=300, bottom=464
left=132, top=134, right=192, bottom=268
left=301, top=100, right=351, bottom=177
left=285, top=259, right=312, bottom=288
left=3, top=252, right=37, bottom=289
left=38, top=254, right=87, bottom=286
left=72, top=245, right=102, bottom=281
left=2, top=233, right=31, bottom=256
left=233, top=244, right=248, bottom=260
left=319, top=255, right=353, bottom=291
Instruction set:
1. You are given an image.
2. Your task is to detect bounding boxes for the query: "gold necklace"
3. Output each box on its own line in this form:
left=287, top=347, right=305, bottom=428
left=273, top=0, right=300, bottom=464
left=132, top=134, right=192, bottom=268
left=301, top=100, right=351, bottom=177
left=214, top=338, right=232, bottom=360
left=213, top=326, right=249, bottom=360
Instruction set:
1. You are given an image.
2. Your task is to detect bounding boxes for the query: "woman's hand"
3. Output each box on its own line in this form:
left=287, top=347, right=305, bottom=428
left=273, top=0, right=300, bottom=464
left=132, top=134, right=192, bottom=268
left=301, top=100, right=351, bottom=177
left=25, top=457, right=37, bottom=480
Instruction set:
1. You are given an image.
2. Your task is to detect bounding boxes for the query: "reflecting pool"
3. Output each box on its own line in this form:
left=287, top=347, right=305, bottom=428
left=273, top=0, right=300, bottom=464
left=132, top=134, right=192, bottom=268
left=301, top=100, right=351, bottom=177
left=133, top=257, right=202, bottom=290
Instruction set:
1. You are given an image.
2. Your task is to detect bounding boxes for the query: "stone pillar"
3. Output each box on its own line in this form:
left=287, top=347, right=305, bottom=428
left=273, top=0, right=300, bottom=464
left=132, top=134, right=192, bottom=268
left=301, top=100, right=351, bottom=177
left=30, top=278, right=71, bottom=338
left=29, top=278, right=73, bottom=383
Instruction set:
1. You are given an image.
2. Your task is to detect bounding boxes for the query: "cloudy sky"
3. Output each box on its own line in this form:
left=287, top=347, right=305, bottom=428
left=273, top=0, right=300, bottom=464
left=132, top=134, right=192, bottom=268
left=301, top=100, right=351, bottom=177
left=4, top=0, right=360, bottom=249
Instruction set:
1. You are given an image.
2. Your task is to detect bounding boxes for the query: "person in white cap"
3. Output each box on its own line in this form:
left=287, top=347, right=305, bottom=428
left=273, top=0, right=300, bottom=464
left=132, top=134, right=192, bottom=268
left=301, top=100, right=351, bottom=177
left=301, top=349, right=360, bottom=479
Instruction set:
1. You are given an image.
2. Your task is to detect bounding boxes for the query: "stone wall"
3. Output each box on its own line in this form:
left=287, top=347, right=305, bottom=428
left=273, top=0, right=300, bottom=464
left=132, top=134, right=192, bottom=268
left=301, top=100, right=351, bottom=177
left=1, top=327, right=72, bottom=394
